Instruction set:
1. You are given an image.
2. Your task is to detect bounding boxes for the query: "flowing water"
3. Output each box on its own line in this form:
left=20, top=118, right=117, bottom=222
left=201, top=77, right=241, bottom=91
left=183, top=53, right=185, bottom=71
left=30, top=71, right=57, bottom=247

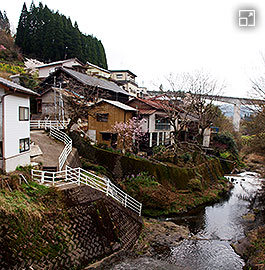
left=110, top=172, right=264, bottom=270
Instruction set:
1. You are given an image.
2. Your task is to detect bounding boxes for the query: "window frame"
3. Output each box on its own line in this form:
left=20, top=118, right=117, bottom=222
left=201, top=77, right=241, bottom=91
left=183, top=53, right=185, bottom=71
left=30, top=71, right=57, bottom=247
left=19, top=106, right=29, bottom=121
left=19, top=138, right=30, bottom=153
left=96, top=113, right=109, bottom=122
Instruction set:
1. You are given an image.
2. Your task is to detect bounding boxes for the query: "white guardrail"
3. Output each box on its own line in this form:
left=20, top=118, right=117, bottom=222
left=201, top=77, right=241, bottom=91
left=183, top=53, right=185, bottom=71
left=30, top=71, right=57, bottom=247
left=50, top=127, right=72, bottom=171
left=31, top=166, right=142, bottom=216
left=30, top=120, right=68, bottom=130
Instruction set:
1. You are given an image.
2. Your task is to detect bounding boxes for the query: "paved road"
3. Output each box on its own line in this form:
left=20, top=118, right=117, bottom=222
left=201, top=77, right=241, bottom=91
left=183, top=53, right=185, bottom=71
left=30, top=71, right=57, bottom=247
left=30, top=130, right=64, bottom=169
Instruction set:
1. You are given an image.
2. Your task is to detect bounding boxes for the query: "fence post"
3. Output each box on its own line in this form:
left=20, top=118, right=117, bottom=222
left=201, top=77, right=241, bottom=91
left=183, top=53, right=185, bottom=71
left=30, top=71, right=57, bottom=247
left=65, top=166, right=68, bottom=182
left=41, top=171, right=44, bottom=184
left=139, top=203, right=142, bottom=216
left=125, top=194, right=128, bottom=208
left=78, top=167, right=81, bottom=186
left=106, top=179, right=109, bottom=196
left=38, top=120, right=40, bottom=129
left=52, top=172, right=55, bottom=186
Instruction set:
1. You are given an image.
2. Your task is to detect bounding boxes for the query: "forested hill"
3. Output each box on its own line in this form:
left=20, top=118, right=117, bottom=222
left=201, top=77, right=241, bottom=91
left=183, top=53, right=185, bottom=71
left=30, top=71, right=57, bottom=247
left=15, top=2, right=108, bottom=69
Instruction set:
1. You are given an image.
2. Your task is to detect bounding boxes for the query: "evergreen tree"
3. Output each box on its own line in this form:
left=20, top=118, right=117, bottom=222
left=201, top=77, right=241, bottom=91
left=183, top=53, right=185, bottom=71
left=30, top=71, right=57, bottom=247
left=15, top=2, right=108, bottom=69
left=0, top=11, right=10, bottom=33
left=15, top=3, right=29, bottom=50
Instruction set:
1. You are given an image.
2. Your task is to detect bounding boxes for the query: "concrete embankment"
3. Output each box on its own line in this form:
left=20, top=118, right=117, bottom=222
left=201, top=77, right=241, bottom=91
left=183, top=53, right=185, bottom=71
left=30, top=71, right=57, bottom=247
left=0, top=182, right=142, bottom=269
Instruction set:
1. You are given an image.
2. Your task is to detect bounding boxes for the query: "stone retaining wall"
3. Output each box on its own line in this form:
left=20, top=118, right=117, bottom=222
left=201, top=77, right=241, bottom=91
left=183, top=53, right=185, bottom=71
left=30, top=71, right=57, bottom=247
left=0, top=185, right=143, bottom=270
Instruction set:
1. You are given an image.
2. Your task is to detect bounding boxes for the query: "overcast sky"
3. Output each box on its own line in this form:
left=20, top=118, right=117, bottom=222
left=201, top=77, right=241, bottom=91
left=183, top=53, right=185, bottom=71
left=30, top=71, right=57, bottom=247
left=2, top=0, right=265, bottom=97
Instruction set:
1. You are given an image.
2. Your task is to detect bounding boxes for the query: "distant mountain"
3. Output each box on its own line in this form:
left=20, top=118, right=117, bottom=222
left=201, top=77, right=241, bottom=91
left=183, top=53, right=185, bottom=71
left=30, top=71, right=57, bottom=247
left=15, top=2, right=108, bottom=69
left=218, top=104, right=254, bottom=119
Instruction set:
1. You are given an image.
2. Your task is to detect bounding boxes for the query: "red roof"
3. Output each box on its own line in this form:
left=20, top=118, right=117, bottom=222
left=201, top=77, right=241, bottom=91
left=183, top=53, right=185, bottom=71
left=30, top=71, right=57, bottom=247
left=138, top=109, right=157, bottom=115
left=136, top=97, right=165, bottom=110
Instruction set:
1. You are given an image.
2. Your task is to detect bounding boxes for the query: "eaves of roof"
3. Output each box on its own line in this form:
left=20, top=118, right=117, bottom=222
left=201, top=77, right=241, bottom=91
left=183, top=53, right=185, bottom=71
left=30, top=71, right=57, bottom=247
left=0, top=77, right=39, bottom=96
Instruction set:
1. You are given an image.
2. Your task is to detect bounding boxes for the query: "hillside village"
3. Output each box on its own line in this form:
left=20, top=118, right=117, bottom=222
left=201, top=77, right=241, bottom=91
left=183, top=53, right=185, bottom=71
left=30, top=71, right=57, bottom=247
left=0, top=56, right=216, bottom=173
left=0, top=3, right=265, bottom=270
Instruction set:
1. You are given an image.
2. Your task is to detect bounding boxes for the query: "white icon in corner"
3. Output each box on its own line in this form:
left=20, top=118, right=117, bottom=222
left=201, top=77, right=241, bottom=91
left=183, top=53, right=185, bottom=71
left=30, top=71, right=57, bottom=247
left=239, top=10, right=255, bottom=27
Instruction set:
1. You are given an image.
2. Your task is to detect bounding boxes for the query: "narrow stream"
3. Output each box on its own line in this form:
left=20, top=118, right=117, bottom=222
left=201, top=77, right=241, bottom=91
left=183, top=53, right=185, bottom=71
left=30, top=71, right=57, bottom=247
left=110, top=172, right=264, bottom=270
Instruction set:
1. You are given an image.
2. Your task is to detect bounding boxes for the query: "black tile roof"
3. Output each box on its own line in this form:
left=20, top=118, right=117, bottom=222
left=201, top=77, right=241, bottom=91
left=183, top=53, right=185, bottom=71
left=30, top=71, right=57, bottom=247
left=59, top=67, right=130, bottom=96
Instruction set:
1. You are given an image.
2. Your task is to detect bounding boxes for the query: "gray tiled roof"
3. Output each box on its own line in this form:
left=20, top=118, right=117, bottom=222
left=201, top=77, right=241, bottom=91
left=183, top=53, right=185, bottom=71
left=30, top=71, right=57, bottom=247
left=61, top=67, right=130, bottom=96
left=0, top=77, right=38, bottom=96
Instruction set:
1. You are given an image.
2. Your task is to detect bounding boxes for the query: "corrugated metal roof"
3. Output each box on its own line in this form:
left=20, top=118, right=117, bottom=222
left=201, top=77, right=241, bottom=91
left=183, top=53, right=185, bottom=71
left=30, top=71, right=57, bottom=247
left=101, top=99, right=136, bottom=111
left=61, top=67, right=130, bottom=96
left=36, top=58, right=84, bottom=68
left=0, top=77, right=38, bottom=96
left=86, top=61, right=111, bottom=74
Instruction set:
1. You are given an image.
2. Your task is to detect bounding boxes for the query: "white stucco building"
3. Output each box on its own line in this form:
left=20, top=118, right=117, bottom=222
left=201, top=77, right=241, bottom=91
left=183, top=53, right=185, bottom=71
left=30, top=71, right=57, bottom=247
left=0, top=77, right=38, bottom=172
left=36, top=58, right=85, bottom=79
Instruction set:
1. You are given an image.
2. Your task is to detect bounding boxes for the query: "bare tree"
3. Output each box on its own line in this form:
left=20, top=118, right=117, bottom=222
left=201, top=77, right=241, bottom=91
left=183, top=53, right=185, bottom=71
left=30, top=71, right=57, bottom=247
left=161, top=71, right=225, bottom=146
left=245, top=66, right=265, bottom=153
left=52, top=73, right=109, bottom=133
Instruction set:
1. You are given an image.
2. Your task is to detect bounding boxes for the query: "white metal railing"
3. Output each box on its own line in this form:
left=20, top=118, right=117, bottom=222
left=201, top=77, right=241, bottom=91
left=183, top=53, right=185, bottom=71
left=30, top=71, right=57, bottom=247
left=31, top=166, right=142, bottom=216
left=31, top=169, right=67, bottom=186
left=50, top=127, right=72, bottom=171
left=30, top=119, right=68, bottom=130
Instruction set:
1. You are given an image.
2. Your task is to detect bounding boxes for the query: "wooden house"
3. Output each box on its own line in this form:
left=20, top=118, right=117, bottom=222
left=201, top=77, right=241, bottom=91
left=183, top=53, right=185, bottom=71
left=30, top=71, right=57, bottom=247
left=87, top=99, right=136, bottom=146
left=36, top=67, right=130, bottom=119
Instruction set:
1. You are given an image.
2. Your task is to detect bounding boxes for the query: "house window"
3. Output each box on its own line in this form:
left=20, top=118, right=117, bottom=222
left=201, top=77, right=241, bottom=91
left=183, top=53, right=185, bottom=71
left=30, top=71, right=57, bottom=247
left=19, top=138, right=30, bottom=153
left=155, top=115, right=170, bottom=130
left=19, top=107, right=29, bottom=121
left=101, top=132, right=111, bottom=141
left=96, top=113, right=109, bottom=122
left=116, top=74, right=123, bottom=79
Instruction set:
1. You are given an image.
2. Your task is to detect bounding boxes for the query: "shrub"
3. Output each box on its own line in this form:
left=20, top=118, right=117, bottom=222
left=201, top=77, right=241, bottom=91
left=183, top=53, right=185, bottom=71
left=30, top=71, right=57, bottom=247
left=187, top=178, right=203, bottom=191
left=0, top=62, right=25, bottom=74
left=152, top=145, right=167, bottom=155
left=124, top=172, right=160, bottom=192
left=213, top=132, right=238, bottom=155
left=180, top=153, right=192, bottom=163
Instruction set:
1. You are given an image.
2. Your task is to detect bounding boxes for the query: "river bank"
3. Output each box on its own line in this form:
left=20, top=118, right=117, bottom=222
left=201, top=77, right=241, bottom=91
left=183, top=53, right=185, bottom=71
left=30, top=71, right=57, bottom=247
left=233, top=154, right=265, bottom=270
left=100, top=170, right=264, bottom=270
left=86, top=218, right=190, bottom=270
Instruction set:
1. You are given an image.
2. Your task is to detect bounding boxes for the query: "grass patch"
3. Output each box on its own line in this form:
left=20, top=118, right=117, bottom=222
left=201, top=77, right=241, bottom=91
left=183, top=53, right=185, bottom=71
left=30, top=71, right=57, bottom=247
left=0, top=180, right=70, bottom=264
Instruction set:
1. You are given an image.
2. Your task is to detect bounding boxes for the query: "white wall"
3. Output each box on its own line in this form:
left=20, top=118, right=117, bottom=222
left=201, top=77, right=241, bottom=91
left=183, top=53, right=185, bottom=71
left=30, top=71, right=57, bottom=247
left=3, top=94, right=30, bottom=172
left=38, top=66, right=55, bottom=78
left=0, top=88, right=4, bottom=141
left=5, top=152, right=30, bottom=173
left=38, top=59, right=81, bottom=78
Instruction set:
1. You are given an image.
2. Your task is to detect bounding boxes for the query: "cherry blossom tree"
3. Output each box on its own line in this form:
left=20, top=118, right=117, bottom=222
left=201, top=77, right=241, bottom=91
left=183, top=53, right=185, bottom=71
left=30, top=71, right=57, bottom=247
left=111, top=117, right=146, bottom=153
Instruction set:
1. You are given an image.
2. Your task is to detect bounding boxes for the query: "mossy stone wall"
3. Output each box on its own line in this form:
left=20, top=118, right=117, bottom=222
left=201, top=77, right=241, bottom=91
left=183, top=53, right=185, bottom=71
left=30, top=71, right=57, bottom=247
left=71, top=132, right=233, bottom=190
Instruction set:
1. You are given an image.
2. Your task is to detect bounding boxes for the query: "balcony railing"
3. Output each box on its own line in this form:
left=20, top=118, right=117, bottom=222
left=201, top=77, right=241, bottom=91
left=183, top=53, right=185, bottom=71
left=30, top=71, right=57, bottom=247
left=155, top=123, right=170, bottom=130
